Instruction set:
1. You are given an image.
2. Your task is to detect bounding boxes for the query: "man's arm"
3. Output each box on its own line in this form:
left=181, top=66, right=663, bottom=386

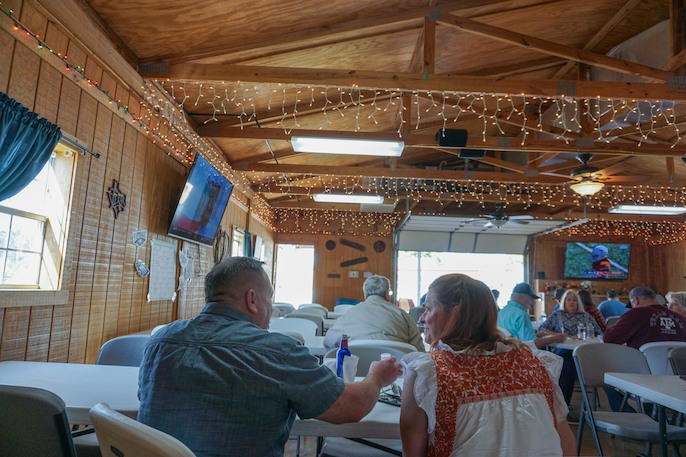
left=602, top=311, right=633, bottom=345
left=315, top=358, right=401, bottom=423
left=533, top=332, right=566, bottom=348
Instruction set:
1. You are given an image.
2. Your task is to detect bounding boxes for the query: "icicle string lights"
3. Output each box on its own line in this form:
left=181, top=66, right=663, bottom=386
left=156, top=81, right=686, bottom=147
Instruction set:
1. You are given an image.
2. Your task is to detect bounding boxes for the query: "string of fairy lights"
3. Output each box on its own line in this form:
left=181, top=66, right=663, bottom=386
left=154, top=80, right=685, bottom=146
left=0, top=2, right=277, bottom=226
left=273, top=208, right=401, bottom=236
left=552, top=220, right=686, bottom=245
left=6, top=2, right=686, bottom=242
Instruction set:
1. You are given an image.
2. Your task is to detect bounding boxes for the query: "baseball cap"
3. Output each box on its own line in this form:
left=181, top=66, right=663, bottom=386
left=629, top=286, right=656, bottom=301
left=554, top=288, right=566, bottom=301
left=512, top=283, right=539, bottom=300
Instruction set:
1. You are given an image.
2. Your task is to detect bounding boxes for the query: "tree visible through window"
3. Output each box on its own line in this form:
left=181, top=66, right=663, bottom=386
left=0, top=144, right=75, bottom=289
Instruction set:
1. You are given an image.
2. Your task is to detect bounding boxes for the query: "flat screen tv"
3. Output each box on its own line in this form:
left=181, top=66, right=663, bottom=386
left=563, top=241, right=631, bottom=280
left=168, top=154, right=234, bottom=246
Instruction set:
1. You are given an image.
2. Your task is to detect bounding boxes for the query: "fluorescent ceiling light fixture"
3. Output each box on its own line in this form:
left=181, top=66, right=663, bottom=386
left=291, top=136, right=404, bottom=157
left=569, top=180, right=605, bottom=196
left=608, top=204, right=686, bottom=215
left=313, top=194, right=384, bottom=204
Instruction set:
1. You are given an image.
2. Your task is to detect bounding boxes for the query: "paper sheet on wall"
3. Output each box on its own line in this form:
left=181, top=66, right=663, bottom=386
left=147, top=239, right=177, bottom=302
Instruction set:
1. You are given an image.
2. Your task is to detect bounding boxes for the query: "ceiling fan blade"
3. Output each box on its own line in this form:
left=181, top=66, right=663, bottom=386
left=603, top=175, right=651, bottom=183
left=510, top=219, right=531, bottom=225
left=509, top=215, right=534, bottom=220
left=596, top=161, right=630, bottom=176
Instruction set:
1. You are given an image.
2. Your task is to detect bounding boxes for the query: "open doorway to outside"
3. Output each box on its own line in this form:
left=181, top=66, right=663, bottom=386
left=273, top=244, right=314, bottom=306
left=396, top=251, right=525, bottom=309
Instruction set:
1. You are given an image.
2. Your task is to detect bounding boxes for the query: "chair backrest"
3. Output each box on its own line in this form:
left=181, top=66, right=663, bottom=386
left=150, top=324, right=168, bottom=335
left=286, top=312, right=324, bottom=335
left=335, top=298, right=360, bottom=307
left=96, top=334, right=150, bottom=366
left=605, top=316, right=620, bottom=328
left=409, top=306, right=426, bottom=322
left=269, top=317, right=319, bottom=336
left=639, top=341, right=686, bottom=375
left=292, top=306, right=327, bottom=318
left=324, top=340, right=418, bottom=376
left=89, top=402, right=196, bottom=457
left=298, top=303, right=327, bottom=311
left=272, top=303, right=296, bottom=317
left=0, top=385, right=78, bottom=457
left=669, top=346, right=686, bottom=375
left=573, top=343, right=651, bottom=389
left=268, top=329, right=306, bottom=344
left=333, top=304, right=355, bottom=314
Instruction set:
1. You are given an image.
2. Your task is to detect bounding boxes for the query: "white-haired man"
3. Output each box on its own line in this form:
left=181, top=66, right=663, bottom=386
left=324, top=275, right=425, bottom=351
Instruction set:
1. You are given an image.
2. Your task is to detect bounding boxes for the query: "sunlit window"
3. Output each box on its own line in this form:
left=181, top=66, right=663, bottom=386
left=0, top=144, right=75, bottom=289
left=232, top=227, right=245, bottom=257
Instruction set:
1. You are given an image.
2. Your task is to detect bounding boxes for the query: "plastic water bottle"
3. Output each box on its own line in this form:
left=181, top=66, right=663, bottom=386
left=336, top=334, right=351, bottom=378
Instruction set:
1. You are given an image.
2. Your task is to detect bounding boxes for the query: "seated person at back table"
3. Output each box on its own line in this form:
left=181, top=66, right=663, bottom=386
left=401, top=274, right=575, bottom=457
left=324, top=275, right=425, bottom=351
left=667, top=291, right=686, bottom=317
left=538, top=290, right=602, bottom=406
left=597, top=288, right=628, bottom=319
left=137, top=257, right=402, bottom=457
left=497, top=283, right=565, bottom=348
left=604, top=286, right=686, bottom=350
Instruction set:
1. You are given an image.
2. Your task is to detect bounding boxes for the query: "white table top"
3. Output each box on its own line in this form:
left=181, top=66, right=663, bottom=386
left=303, top=335, right=329, bottom=356
left=554, top=336, right=603, bottom=351
left=605, top=373, right=686, bottom=414
left=292, top=398, right=400, bottom=438
left=0, top=361, right=139, bottom=424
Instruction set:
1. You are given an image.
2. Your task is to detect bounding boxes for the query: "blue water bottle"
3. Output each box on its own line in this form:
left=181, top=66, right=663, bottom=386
left=336, top=334, right=351, bottom=378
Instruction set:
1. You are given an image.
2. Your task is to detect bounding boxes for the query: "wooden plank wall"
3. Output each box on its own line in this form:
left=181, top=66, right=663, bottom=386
left=275, top=233, right=394, bottom=310
left=0, top=0, right=274, bottom=363
left=175, top=193, right=275, bottom=319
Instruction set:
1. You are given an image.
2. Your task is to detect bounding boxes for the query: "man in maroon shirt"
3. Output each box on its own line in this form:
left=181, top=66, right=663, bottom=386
left=603, top=286, right=686, bottom=412
left=604, top=286, right=686, bottom=349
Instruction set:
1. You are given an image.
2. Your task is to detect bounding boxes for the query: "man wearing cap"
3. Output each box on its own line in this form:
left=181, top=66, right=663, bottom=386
left=597, top=289, right=628, bottom=320
left=552, top=287, right=566, bottom=312
left=498, top=283, right=566, bottom=348
left=604, top=286, right=686, bottom=350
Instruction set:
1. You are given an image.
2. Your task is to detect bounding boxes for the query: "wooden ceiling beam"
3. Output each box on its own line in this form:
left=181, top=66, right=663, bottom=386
left=436, top=12, right=671, bottom=82
left=204, top=124, right=686, bottom=157
left=552, top=0, right=643, bottom=79
left=138, top=0, right=507, bottom=65
left=238, top=162, right=570, bottom=183
left=468, top=57, right=565, bottom=78
left=139, top=63, right=686, bottom=101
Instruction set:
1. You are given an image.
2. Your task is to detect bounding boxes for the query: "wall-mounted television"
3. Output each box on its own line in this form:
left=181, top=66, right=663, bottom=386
left=168, top=154, right=234, bottom=246
left=563, top=241, right=631, bottom=280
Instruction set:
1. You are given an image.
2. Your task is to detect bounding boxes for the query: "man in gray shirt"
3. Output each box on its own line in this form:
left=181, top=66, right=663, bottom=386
left=324, top=275, right=425, bottom=351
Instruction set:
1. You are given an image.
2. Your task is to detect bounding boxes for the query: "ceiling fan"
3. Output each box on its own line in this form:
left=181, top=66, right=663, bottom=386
left=569, top=153, right=650, bottom=184
left=467, top=203, right=534, bottom=228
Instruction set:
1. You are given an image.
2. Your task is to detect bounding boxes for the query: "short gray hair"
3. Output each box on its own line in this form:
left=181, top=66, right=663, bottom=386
left=205, top=257, right=266, bottom=301
left=667, top=291, right=686, bottom=308
left=629, top=286, right=656, bottom=301
left=363, top=275, right=390, bottom=299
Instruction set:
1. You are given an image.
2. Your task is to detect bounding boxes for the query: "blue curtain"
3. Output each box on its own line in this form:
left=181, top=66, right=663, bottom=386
left=0, top=92, right=62, bottom=201
left=243, top=231, right=253, bottom=257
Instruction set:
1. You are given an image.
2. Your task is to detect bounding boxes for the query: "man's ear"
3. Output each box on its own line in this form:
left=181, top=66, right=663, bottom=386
left=245, top=288, right=259, bottom=314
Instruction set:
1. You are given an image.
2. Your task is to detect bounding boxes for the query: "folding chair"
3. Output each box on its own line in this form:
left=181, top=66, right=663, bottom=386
left=573, top=343, right=686, bottom=456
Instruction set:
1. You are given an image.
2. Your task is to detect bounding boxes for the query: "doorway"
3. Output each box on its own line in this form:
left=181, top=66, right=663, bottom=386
left=274, top=244, right=315, bottom=305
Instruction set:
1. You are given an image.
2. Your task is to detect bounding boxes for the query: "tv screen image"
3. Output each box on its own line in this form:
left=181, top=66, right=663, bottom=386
left=563, top=242, right=631, bottom=280
left=168, top=154, right=234, bottom=246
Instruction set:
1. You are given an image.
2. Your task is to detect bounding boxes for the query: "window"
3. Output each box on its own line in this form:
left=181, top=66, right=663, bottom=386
left=231, top=227, right=245, bottom=257
left=396, top=251, right=524, bottom=308
left=0, top=144, right=75, bottom=289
